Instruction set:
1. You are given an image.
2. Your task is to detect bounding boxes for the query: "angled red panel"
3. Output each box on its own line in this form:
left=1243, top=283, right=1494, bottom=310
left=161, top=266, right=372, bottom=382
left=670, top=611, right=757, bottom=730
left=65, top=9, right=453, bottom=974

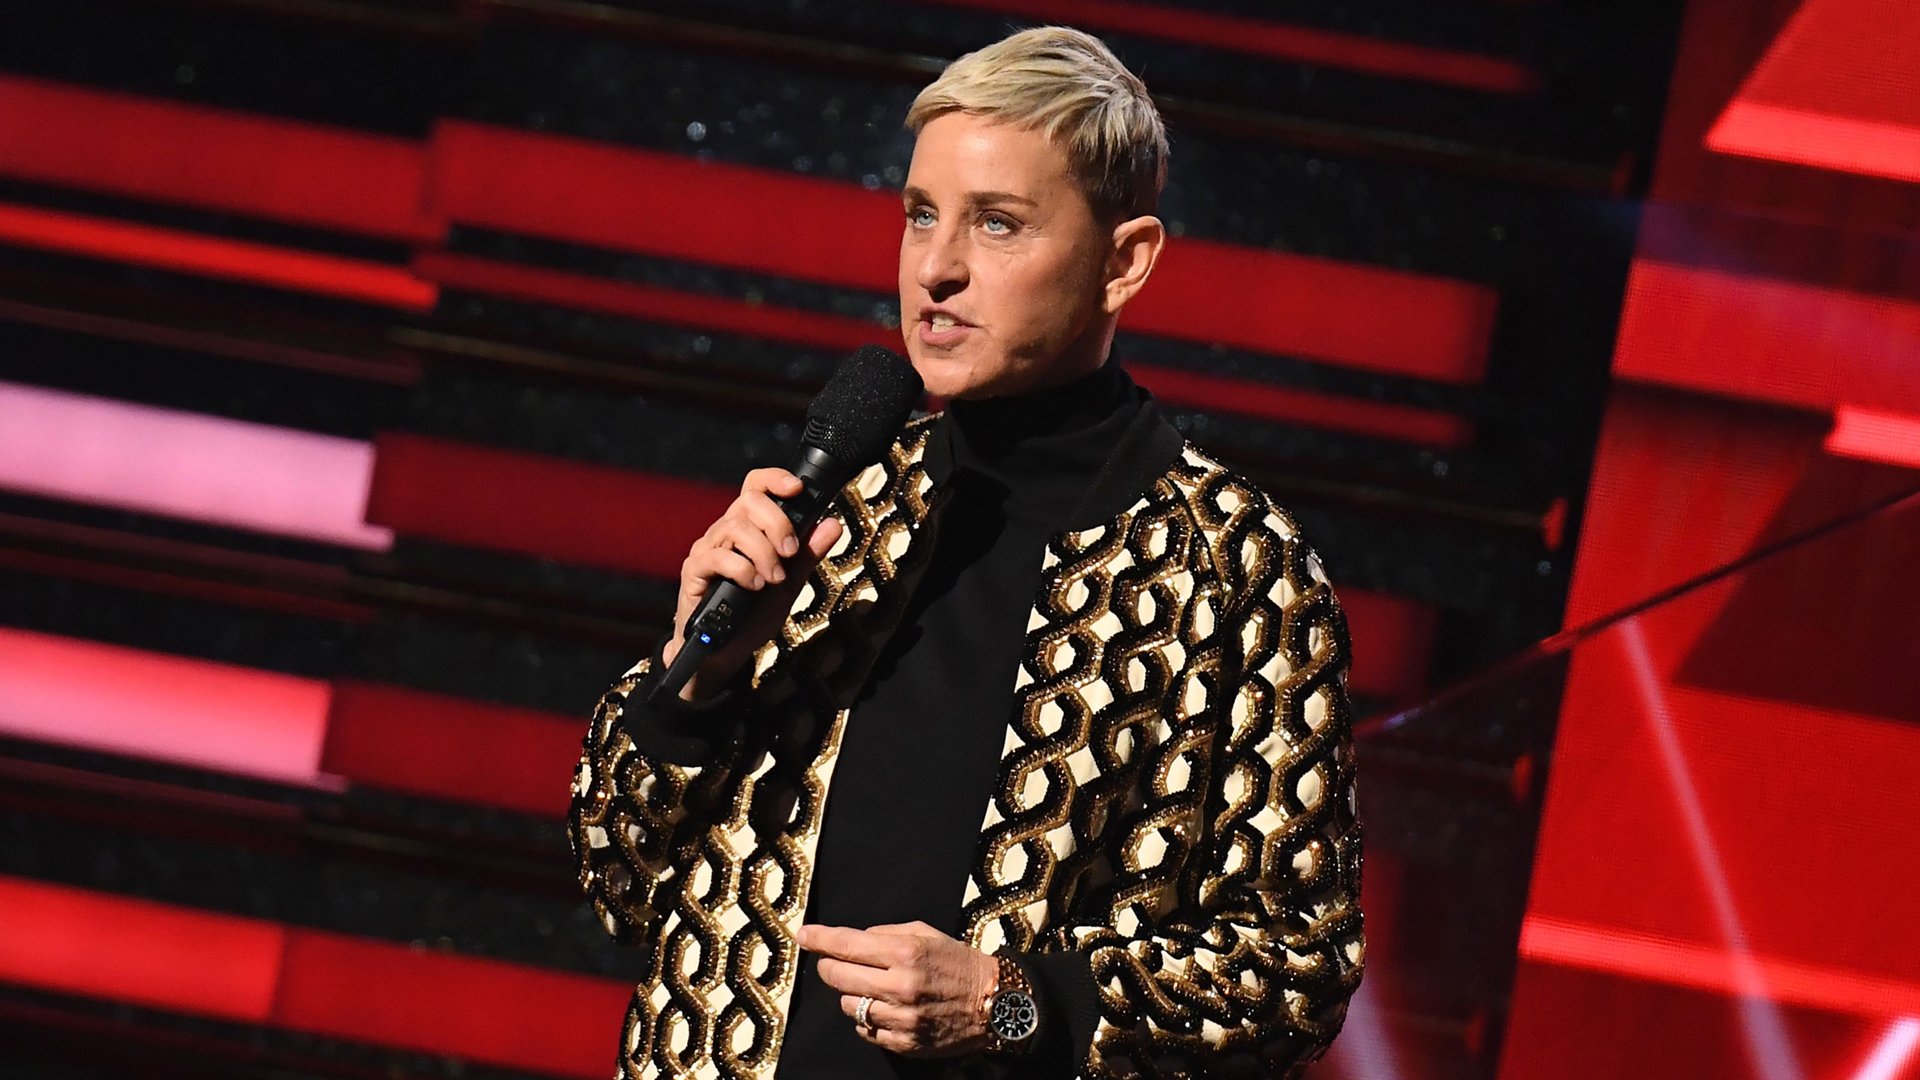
left=1706, top=0, right=1920, bottom=183
left=1500, top=959, right=1892, bottom=1080
left=1613, top=259, right=1920, bottom=414
left=431, top=123, right=1495, bottom=383
left=0, top=202, right=437, bottom=311
left=0, top=74, right=436, bottom=241
left=0, top=876, right=286, bottom=1022
left=1521, top=915, right=1920, bottom=1019
left=323, top=681, right=584, bottom=818
left=365, top=433, right=736, bottom=579
left=929, top=0, right=1537, bottom=94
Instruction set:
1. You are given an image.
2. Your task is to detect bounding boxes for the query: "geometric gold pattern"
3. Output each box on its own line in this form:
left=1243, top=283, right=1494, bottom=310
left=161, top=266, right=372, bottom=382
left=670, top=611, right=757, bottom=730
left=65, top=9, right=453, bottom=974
left=568, top=416, right=1364, bottom=1079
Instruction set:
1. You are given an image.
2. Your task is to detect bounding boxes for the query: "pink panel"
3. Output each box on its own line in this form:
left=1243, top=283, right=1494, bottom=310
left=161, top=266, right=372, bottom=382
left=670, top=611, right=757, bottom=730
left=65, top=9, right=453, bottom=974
left=1827, top=405, right=1920, bottom=469
left=0, top=627, right=335, bottom=786
left=0, top=875, right=286, bottom=1021
left=0, top=380, right=394, bottom=549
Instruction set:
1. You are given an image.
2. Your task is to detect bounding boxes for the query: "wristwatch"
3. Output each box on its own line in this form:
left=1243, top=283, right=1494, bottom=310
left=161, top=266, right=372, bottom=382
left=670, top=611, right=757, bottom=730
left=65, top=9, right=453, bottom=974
left=982, top=952, right=1041, bottom=1054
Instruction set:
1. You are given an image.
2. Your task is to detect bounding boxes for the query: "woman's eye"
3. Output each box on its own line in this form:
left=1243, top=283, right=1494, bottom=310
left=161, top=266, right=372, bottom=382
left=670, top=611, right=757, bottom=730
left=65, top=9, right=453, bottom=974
left=982, top=215, right=1013, bottom=234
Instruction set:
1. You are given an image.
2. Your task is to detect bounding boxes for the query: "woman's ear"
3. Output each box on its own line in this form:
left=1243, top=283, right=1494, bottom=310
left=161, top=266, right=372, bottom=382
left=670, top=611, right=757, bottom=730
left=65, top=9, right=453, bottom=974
left=1103, top=215, right=1166, bottom=317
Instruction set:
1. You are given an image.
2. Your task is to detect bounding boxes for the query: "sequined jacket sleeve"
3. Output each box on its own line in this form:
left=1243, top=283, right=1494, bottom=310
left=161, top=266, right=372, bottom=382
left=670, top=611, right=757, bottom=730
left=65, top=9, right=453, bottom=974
left=566, top=647, right=750, bottom=946
left=1049, top=497, right=1366, bottom=1078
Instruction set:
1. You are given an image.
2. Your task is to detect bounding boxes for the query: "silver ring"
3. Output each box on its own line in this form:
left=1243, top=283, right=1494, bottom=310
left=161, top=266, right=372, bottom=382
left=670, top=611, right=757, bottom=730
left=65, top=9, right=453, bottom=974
left=855, top=995, right=875, bottom=1030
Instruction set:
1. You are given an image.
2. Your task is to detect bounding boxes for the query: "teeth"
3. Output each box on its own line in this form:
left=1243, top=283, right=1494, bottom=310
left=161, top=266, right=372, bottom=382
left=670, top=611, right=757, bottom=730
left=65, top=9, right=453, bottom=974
left=929, top=314, right=957, bottom=330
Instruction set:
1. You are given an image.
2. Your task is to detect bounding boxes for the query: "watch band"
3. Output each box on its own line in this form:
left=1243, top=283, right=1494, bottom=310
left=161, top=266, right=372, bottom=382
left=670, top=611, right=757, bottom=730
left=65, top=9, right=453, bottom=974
left=982, top=952, right=1042, bottom=1055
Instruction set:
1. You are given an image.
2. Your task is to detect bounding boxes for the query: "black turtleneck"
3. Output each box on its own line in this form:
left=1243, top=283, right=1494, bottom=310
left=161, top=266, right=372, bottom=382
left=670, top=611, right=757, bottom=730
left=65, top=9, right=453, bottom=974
left=628, top=360, right=1139, bottom=1078
left=775, top=360, right=1132, bottom=1079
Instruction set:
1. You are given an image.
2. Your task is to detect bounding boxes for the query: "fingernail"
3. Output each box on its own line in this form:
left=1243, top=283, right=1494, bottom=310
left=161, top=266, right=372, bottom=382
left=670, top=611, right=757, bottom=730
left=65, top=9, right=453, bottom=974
left=782, top=537, right=799, bottom=556
left=751, top=574, right=764, bottom=589
left=771, top=567, right=785, bottom=583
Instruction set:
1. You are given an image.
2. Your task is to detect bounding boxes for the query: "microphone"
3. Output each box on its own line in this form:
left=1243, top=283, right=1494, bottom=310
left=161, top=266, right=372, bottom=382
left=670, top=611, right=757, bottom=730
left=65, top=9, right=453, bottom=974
left=649, top=345, right=924, bottom=705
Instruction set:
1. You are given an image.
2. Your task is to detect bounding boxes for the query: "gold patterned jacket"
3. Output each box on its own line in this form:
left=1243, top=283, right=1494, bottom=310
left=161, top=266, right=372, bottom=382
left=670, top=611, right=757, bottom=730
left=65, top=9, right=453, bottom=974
left=568, top=402, right=1365, bottom=1079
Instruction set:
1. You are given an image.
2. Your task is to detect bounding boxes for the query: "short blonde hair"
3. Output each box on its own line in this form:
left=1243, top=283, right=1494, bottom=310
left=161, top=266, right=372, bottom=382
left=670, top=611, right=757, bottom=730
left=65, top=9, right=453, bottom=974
left=906, top=26, right=1169, bottom=222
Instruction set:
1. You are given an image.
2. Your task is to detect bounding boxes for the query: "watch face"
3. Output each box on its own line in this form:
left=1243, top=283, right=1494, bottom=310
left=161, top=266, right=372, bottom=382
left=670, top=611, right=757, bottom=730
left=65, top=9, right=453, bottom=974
left=990, top=989, right=1040, bottom=1041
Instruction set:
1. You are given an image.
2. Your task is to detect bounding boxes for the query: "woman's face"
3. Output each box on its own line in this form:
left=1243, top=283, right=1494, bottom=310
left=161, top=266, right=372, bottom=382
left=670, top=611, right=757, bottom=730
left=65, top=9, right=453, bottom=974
left=897, top=112, right=1118, bottom=400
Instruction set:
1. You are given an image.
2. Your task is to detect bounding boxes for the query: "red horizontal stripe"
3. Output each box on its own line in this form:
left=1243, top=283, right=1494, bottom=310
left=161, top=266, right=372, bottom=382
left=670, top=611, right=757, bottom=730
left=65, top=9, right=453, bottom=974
left=434, top=121, right=900, bottom=294
left=1128, top=362, right=1472, bottom=446
left=365, top=432, right=735, bottom=579
left=433, top=123, right=1493, bottom=383
left=0, top=201, right=438, bottom=311
left=1132, top=237, right=1496, bottom=382
left=0, top=876, right=285, bottom=1022
left=931, top=0, right=1538, bottom=94
left=276, top=929, right=628, bottom=1077
left=323, top=680, right=583, bottom=818
left=0, top=876, right=630, bottom=1078
left=0, top=75, right=436, bottom=242
left=419, top=251, right=1472, bottom=441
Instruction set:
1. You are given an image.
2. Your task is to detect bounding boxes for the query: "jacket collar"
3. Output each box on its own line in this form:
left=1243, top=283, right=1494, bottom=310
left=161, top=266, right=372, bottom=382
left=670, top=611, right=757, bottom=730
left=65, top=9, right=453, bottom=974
left=917, top=376, right=1187, bottom=532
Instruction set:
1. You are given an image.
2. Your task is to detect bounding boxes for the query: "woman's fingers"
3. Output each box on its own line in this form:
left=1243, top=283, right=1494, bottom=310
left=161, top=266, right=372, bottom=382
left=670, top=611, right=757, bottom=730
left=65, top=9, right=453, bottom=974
left=735, top=491, right=801, bottom=561
left=710, top=516, right=786, bottom=584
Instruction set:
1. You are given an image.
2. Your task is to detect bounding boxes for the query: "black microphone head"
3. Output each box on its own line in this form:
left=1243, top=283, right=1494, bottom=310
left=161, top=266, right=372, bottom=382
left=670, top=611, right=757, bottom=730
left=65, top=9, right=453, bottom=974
left=802, top=345, right=924, bottom=466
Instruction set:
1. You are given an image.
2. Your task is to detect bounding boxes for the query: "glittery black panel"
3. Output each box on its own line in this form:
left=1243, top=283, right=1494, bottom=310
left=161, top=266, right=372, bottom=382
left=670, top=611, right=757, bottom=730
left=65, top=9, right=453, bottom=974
left=390, top=538, right=679, bottom=626
left=0, top=490, right=367, bottom=569
left=1356, top=650, right=1574, bottom=1019
left=464, top=23, right=1531, bottom=280
left=566, top=0, right=1672, bottom=169
left=460, top=22, right=920, bottom=185
left=0, top=562, right=637, bottom=718
left=0, top=570, right=355, bottom=679
left=0, top=983, right=568, bottom=1080
left=437, top=286, right=852, bottom=386
left=0, top=320, right=406, bottom=440
left=1114, top=330, right=1478, bottom=413
left=403, top=363, right=801, bottom=486
left=0, top=731, right=569, bottom=869
left=0, top=783, right=641, bottom=980
left=450, top=226, right=903, bottom=329
left=344, top=611, right=637, bottom=717
left=0, top=0, right=459, bottom=136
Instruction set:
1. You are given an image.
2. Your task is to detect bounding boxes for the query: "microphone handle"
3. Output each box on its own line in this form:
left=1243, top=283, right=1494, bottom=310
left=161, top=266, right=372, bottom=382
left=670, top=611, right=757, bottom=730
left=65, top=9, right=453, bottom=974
left=649, top=445, right=847, bottom=705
